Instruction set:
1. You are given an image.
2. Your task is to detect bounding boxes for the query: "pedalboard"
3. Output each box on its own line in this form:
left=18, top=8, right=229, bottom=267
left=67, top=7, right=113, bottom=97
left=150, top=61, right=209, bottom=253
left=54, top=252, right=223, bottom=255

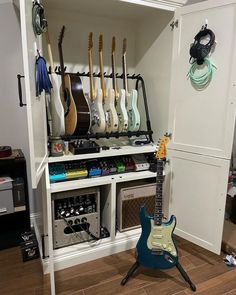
left=49, top=153, right=152, bottom=183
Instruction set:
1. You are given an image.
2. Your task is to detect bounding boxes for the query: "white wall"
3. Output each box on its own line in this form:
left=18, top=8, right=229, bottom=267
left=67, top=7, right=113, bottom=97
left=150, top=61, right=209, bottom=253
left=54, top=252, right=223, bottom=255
left=0, top=2, right=33, bottom=212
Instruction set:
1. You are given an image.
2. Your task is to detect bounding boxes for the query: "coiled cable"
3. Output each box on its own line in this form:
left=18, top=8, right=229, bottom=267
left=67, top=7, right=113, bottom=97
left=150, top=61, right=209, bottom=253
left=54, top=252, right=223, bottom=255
left=188, top=58, right=216, bottom=89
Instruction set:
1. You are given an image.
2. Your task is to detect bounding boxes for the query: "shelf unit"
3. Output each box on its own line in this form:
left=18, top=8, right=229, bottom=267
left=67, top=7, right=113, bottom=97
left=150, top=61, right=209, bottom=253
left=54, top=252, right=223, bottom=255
left=48, top=143, right=156, bottom=163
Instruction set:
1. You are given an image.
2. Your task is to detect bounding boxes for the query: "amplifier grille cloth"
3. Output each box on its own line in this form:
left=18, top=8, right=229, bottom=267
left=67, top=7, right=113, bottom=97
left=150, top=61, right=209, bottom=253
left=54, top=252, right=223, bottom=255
left=122, top=195, right=155, bottom=229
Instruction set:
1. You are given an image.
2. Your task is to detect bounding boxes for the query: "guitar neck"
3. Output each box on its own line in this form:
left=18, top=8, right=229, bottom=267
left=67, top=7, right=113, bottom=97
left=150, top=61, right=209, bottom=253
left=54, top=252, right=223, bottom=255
left=111, top=53, right=118, bottom=97
left=88, top=50, right=95, bottom=100
left=58, top=41, right=66, bottom=93
left=154, top=160, right=164, bottom=226
left=99, top=51, right=107, bottom=99
left=122, top=53, right=128, bottom=94
left=45, top=31, right=55, bottom=72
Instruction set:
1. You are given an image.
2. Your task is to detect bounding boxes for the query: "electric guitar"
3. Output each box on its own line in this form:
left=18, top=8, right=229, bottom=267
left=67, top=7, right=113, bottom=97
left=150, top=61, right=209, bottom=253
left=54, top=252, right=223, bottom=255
left=112, top=37, right=128, bottom=132
left=45, top=30, right=65, bottom=137
left=88, top=32, right=106, bottom=133
left=99, top=35, right=119, bottom=133
left=58, top=26, right=77, bottom=135
left=136, top=135, right=178, bottom=269
left=122, top=38, right=140, bottom=132
left=58, top=26, right=91, bottom=136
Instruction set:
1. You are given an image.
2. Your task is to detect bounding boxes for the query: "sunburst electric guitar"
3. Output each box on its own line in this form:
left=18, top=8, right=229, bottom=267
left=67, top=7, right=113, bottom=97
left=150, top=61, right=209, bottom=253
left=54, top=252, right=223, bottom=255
left=111, top=37, right=128, bottom=132
left=122, top=38, right=140, bottom=132
left=99, top=35, right=119, bottom=133
left=88, top=32, right=106, bottom=133
left=136, top=135, right=178, bottom=269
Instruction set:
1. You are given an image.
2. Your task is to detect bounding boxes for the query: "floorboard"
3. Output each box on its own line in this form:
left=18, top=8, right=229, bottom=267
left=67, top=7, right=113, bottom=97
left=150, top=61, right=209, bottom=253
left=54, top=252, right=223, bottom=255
left=0, top=238, right=235, bottom=295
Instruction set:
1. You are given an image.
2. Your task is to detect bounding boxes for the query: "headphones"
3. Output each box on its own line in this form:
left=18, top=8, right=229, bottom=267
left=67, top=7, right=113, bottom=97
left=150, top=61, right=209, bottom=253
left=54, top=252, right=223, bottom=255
left=32, top=1, right=48, bottom=35
left=189, top=26, right=215, bottom=65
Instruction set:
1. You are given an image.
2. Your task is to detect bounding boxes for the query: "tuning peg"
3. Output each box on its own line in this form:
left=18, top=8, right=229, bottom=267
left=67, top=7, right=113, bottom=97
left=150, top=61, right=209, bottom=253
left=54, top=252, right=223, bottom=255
left=165, top=132, right=172, bottom=139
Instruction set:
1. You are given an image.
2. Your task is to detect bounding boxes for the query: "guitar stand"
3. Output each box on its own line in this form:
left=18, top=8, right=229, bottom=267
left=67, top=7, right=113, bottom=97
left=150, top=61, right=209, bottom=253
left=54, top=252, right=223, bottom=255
left=120, top=260, right=197, bottom=292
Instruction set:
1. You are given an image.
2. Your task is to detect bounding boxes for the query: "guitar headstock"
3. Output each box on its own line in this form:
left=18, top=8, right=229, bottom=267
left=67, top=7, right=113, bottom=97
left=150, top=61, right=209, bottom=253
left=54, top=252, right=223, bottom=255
left=112, top=36, right=116, bottom=54
left=88, top=32, right=93, bottom=52
left=58, top=25, right=65, bottom=46
left=99, top=34, right=103, bottom=53
left=156, top=134, right=170, bottom=160
left=123, top=38, right=127, bottom=55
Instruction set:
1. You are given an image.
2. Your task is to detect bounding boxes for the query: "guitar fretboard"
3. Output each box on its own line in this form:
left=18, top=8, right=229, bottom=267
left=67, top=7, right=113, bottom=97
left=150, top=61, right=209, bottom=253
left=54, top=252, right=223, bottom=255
left=154, top=160, right=164, bottom=226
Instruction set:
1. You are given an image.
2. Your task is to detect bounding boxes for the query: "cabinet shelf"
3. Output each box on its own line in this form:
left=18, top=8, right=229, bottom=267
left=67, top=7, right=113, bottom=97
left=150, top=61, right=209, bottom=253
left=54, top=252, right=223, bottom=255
left=48, top=143, right=156, bottom=164
left=45, top=228, right=142, bottom=273
left=50, top=170, right=156, bottom=193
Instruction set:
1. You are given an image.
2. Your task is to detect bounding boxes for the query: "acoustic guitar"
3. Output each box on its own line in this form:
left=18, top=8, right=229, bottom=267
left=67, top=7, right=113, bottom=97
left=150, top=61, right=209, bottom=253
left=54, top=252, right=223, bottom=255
left=88, top=32, right=106, bottom=133
left=136, top=135, right=178, bottom=269
left=112, top=37, right=128, bottom=132
left=58, top=26, right=91, bottom=136
left=45, top=30, right=65, bottom=137
left=99, top=35, right=119, bottom=133
left=122, top=38, right=140, bottom=132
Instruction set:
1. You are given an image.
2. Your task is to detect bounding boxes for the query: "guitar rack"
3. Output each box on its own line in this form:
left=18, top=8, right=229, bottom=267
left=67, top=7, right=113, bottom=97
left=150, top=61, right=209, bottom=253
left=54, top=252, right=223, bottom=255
left=54, top=67, right=153, bottom=142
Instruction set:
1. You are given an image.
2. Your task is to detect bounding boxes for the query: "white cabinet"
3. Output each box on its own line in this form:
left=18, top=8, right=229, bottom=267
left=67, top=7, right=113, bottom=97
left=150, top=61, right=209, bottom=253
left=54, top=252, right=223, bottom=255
left=168, top=0, right=236, bottom=159
left=20, top=0, right=48, bottom=189
left=166, top=149, right=230, bottom=254
left=17, top=0, right=236, bottom=294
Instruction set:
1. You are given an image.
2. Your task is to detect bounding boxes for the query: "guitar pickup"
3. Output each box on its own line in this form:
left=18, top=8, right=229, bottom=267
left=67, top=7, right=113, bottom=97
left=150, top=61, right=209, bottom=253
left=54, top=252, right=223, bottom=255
left=151, top=248, right=163, bottom=256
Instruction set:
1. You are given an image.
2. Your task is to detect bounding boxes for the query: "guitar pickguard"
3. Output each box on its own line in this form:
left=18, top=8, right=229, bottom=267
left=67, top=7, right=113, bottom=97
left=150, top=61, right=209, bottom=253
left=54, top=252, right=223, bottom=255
left=126, top=89, right=140, bottom=132
left=147, top=219, right=177, bottom=257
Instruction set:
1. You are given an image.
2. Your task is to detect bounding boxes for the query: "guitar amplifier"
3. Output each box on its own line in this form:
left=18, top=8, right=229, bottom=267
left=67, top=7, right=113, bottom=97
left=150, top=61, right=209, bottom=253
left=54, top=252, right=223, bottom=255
left=116, top=181, right=156, bottom=232
left=52, top=187, right=100, bottom=249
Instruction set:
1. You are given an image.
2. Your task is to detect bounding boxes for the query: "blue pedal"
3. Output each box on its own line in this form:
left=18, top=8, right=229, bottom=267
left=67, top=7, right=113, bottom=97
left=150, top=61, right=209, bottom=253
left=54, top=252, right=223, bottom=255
left=49, top=164, right=66, bottom=182
left=86, top=160, right=102, bottom=177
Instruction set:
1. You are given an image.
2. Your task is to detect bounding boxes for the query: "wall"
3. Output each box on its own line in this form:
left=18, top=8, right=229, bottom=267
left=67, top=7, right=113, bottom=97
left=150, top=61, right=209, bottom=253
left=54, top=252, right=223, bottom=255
left=0, top=1, right=34, bottom=212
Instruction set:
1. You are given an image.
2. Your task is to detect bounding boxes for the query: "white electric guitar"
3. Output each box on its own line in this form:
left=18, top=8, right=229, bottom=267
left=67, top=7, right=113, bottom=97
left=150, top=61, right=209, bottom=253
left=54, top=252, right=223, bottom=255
left=45, top=31, right=65, bottom=137
left=88, top=32, right=106, bottom=133
left=122, top=38, right=140, bottom=132
left=112, top=37, right=128, bottom=132
left=99, top=35, right=119, bottom=133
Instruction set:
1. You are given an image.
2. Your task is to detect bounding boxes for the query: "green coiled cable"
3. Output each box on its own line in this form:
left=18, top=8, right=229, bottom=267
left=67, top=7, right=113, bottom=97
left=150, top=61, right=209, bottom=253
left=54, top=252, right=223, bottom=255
left=188, top=58, right=216, bottom=88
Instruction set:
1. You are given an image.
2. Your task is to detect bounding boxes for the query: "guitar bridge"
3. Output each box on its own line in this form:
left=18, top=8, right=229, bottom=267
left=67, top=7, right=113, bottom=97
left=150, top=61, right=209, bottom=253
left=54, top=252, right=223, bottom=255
left=151, top=248, right=163, bottom=256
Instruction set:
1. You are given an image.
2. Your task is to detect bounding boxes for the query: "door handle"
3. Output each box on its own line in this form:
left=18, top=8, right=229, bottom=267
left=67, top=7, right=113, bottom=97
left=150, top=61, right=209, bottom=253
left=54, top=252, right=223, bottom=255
left=17, top=74, right=27, bottom=107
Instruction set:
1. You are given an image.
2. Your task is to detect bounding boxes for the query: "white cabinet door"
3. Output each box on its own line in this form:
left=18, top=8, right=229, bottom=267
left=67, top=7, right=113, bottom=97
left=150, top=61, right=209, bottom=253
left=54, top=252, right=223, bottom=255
left=168, top=0, right=236, bottom=159
left=165, top=149, right=229, bottom=254
left=20, top=0, right=48, bottom=188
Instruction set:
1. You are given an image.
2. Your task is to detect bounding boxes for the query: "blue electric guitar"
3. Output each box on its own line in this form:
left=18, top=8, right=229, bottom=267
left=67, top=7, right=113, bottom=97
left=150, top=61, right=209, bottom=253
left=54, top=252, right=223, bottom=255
left=136, top=135, right=178, bottom=269
left=121, top=135, right=196, bottom=291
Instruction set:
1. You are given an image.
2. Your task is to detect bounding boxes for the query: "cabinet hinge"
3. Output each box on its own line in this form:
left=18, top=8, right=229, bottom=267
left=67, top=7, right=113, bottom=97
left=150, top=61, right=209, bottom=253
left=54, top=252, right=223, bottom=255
left=170, top=20, right=179, bottom=30
left=42, top=234, right=49, bottom=259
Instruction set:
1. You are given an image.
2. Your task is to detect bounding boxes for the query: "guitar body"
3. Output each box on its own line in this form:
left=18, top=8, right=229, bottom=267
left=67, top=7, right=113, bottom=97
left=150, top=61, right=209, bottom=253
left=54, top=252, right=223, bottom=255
left=116, top=89, right=128, bottom=132
left=136, top=206, right=178, bottom=269
left=103, top=89, right=119, bottom=133
left=90, top=89, right=106, bottom=133
left=62, top=74, right=77, bottom=135
left=69, top=75, right=91, bottom=135
left=126, top=89, right=141, bottom=132
left=50, top=72, right=65, bottom=136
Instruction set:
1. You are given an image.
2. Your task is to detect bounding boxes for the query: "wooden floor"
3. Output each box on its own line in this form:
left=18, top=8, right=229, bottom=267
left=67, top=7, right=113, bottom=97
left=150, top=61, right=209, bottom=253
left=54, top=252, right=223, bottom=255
left=0, top=237, right=236, bottom=295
